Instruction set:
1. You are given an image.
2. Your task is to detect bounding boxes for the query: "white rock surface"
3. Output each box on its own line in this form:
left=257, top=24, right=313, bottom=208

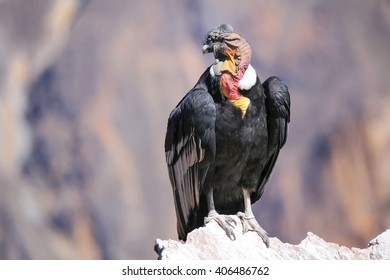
left=155, top=216, right=390, bottom=260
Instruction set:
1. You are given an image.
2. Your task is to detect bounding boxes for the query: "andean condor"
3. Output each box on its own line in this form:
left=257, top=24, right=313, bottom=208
left=165, top=24, right=290, bottom=247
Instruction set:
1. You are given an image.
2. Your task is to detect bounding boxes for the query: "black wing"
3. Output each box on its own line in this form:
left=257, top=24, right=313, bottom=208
left=253, top=76, right=290, bottom=201
left=165, top=73, right=216, bottom=240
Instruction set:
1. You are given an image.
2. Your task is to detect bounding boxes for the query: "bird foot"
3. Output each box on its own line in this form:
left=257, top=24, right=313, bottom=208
left=237, top=212, right=270, bottom=248
left=204, top=210, right=237, bottom=240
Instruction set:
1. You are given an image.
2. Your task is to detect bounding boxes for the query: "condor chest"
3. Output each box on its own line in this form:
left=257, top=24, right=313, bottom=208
left=213, top=98, right=267, bottom=163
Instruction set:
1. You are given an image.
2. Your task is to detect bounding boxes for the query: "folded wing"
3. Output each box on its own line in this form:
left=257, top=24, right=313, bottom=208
left=253, top=76, right=291, bottom=201
left=165, top=80, right=216, bottom=240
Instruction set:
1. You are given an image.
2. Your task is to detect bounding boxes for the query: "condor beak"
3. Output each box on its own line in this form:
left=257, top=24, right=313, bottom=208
left=202, top=44, right=212, bottom=54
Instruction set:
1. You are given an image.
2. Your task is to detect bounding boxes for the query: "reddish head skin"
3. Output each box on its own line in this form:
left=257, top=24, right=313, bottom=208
left=217, top=32, right=252, bottom=116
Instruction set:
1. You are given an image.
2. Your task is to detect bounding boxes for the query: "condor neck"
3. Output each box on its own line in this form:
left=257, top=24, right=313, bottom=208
left=208, top=37, right=255, bottom=118
left=235, top=39, right=252, bottom=79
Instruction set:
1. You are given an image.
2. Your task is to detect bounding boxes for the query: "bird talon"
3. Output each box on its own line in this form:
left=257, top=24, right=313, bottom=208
left=227, top=231, right=236, bottom=241
left=225, top=216, right=237, bottom=227
left=237, top=212, right=270, bottom=247
left=237, top=212, right=255, bottom=221
left=205, top=212, right=237, bottom=240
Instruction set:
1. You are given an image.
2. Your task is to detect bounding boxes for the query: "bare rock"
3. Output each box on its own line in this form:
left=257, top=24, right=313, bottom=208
left=154, top=216, right=390, bottom=260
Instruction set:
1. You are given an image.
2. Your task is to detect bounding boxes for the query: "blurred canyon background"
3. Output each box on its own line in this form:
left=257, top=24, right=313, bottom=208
left=0, top=0, right=390, bottom=259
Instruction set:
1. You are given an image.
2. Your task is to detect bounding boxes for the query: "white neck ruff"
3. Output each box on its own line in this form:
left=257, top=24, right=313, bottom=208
left=209, top=63, right=257, bottom=90
left=238, top=64, right=257, bottom=90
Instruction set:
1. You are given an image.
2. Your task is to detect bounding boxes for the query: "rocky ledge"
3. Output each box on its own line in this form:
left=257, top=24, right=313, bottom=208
left=155, top=216, right=390, bottom=260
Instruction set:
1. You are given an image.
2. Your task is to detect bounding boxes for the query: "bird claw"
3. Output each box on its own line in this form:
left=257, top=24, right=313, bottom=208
left=205, top=211, right=237, bottom=240
left=225, top=215, right=238, bottom=227
left=237, top=212, right=270, bottom=248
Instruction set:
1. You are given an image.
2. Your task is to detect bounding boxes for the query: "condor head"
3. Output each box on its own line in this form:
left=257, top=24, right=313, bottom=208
left=202, top=24, right=251, bottom=78
left=202, top=23, right=234, bottom=55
